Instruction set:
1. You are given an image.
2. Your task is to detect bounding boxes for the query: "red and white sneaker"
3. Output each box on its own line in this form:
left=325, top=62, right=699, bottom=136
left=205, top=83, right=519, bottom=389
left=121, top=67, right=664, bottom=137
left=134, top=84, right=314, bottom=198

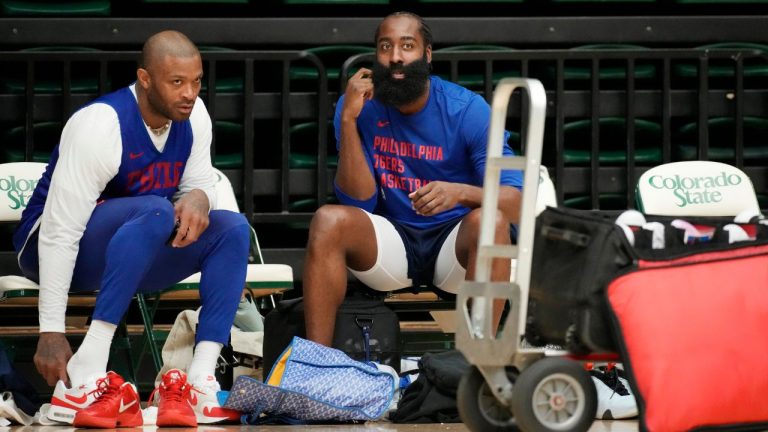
left=189, top=375, right=240, bottom=424
left=151, top=369, right=197, bottom=427
left=73, top=371, right=143, bottom=428
left=47, top=373, right=104, bottom=424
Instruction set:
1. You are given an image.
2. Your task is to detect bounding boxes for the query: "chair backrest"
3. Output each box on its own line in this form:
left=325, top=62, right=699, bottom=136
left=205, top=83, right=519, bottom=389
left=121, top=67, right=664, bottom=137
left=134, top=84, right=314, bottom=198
left=0, top=163, right=240, bottom=221
left=636, top=161, right=760, bottom=216
left=212, top=168, right=240, bottom=213
left=536, top=165, right=558, bottom=216
left=0, top=162, right=47, bottom=222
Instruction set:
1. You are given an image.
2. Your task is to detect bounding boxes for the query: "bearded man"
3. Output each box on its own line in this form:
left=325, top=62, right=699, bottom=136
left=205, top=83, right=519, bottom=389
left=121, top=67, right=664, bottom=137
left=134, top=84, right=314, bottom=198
left=302, top=12, right=523, bottom=345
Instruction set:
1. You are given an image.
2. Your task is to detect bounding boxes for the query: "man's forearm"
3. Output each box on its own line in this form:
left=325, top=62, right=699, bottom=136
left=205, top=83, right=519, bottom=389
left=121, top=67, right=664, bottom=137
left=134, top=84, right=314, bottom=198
left=459, top=184, right=521, bottom=223
left=335, top=119, right=376, bottom=199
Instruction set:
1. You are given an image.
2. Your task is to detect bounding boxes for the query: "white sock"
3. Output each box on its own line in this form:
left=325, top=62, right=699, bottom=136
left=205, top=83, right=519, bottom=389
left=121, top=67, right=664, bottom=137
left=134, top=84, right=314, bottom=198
left=187, top=341, right=223, bottom=386
left=67, top=320, right=116, bottom=387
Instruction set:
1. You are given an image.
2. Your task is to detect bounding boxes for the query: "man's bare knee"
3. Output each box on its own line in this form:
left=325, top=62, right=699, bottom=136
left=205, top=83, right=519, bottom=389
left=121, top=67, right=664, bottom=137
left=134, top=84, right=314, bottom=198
left=307, top=205, right=356, bottom=243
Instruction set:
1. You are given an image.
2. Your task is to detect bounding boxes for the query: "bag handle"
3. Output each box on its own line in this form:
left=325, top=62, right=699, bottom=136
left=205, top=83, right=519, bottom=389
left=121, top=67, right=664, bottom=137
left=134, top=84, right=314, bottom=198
left=355, top=315, right=374, bottom=363
left=541, top=226, right=590, bottom=247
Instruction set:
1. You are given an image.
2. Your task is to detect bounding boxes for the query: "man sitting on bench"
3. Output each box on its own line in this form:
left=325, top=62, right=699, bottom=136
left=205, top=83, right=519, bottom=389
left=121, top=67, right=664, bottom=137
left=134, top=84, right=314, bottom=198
left=13, top=30, right=246, bottom=427
left=302, top=12, right=523, bottom=347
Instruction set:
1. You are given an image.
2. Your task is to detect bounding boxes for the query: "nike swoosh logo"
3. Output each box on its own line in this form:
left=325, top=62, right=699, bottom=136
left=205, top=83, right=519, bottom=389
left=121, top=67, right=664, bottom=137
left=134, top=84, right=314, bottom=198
left=119, top=399, right=137, bottom=413
left=377, top=120, right=389, bottom=128
left=65, top=393, right=89, bottom=405
left=189, top=393, right=198, bottom=406
left=203, top=406, right=239, bottom=419
left=129, top=152, right=144, bottom=159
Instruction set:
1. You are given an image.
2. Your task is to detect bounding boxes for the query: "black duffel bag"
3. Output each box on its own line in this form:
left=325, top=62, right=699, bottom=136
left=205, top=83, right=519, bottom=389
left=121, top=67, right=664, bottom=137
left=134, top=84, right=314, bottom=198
left=526, top=207, right=635, bottom=353
left=263, top=292, right=401, bottom=377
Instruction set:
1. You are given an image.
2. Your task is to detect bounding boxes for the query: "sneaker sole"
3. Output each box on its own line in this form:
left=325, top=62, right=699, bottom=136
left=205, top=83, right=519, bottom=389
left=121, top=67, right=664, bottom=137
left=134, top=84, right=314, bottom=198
left=73, top=414, right=117, bottom=429
left=46, top=405, right=78, bottom=424
left=157, top=411, right=197, bottom=427
left=117, top=409, right=144, bottom=427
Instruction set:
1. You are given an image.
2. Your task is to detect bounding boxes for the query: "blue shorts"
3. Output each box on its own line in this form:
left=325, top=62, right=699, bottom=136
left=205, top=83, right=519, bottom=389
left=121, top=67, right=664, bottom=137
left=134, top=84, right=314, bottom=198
left=389, top=218, right=462, bottom=288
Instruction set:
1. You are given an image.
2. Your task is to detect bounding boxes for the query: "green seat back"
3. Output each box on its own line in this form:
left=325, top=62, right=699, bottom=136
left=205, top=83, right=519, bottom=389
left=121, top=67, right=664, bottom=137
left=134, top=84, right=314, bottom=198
left=2, top=46, right=104, bottom=94
left=434, top=45, right=518, bottom=88
left=674, top=42, right=768, bottom=78
left=563, top=117, right=662, bottom=165
left=291, top=45, right=375, bottom=83
left=559, top=44, right=656, bottom=80
left=675, top=116, right=768, bottom=162
left=288, top=121, right=338, bottom=169
left=1, top=0, right=110, bottom=15
left=3, top=122, right=60, bottom=163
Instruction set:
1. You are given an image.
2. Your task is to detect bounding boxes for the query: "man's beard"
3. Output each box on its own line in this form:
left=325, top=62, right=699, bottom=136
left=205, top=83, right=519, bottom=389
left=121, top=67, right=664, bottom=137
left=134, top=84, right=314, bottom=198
left=372, top=57, right=431, bottom=107
left=146, top=87, right=175, bottom=121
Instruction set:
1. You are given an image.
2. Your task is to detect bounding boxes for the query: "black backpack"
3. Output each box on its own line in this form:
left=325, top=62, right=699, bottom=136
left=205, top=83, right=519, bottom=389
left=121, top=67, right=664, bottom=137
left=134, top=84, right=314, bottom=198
left=263, top=292, right=401, bottom=377
left=390, top=350, right=469, bottom=424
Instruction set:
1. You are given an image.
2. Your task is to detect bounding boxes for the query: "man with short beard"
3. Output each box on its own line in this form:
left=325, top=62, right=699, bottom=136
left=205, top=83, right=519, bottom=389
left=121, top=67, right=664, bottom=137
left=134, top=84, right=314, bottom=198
left=14, top=30, right=243, bottom=427
left=302, top=12, right=523, bottom=347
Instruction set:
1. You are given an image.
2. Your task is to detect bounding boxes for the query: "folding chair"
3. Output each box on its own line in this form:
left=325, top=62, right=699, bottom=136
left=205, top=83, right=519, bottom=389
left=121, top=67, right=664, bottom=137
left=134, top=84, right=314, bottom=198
left=0, top=162, right=47, bottom=299
left=636, top=160, right=760, bottom=217
left=0, top=162, right=132, bottom=376
left=0, top=163, right=293, bottom=379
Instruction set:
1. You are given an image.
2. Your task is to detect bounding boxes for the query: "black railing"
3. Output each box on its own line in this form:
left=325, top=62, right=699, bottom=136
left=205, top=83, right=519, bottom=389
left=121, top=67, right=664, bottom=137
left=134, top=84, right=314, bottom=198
left=4, top=47, right=768, bottom=256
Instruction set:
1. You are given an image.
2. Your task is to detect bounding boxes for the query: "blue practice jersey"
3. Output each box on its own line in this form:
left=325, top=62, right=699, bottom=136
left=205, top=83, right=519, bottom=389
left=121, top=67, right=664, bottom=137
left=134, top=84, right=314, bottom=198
left=16, top=86, right=193, bottom=247
left=334, top=75, right=523, bottom=229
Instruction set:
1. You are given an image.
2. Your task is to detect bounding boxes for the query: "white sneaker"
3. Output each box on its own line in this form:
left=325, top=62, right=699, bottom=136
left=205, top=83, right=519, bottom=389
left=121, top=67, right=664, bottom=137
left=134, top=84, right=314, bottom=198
left=47, top=374, right=104, bottom=424
left=590, top=367, right=638, bottom=420
left=140, top=406, right=157, bottom=426
left=189, top=375, right=240, bottom=424
left=0, top=391, right=37, bottom=425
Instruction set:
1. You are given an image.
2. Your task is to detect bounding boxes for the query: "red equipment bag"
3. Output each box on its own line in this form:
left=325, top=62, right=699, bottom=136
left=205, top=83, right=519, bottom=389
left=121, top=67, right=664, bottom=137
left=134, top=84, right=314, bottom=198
left=607, top=244, right=768, bottom=431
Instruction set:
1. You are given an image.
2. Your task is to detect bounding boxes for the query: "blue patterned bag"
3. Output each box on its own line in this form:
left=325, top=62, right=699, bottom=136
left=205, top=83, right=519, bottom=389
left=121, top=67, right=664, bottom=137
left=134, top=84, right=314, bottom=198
left=223, top=336, right=395, bottom=423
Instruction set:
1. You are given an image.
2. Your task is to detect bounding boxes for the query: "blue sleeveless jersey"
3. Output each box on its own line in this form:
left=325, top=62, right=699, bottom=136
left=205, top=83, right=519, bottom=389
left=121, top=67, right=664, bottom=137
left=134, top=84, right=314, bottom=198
left=15, top=87, right=193, bottom=249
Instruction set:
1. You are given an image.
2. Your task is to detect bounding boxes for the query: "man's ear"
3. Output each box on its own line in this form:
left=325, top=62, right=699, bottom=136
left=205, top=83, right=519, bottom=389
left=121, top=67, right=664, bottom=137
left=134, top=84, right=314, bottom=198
left=426, top=45, right=432, bottom=64
left=136, top=68, right=150, bottom=89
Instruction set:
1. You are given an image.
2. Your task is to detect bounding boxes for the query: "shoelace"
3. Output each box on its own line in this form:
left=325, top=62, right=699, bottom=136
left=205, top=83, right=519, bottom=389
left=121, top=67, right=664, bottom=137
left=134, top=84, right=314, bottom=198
left=147, top=377, right=202, bottom=405
left=162, top=380, right=190, bottom=403
left=590, top=367, right=630, bottom=397
left=88, top=377, right=121, bottom=407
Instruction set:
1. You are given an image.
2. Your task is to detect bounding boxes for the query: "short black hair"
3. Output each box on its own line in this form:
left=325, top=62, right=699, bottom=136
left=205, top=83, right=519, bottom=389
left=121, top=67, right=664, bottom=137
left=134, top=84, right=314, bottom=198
left=374, top=12, right=433, bottom=49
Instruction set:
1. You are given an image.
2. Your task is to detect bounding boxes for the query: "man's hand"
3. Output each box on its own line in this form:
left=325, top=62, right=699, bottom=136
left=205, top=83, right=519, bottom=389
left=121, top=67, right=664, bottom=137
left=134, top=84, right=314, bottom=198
left=35, top=332, right=73, bottom=386
left=409, top=181, right=466, bottom=216
left=171, top=189, right=210, bottom=248
left=341, top=68, right=374, bottom=122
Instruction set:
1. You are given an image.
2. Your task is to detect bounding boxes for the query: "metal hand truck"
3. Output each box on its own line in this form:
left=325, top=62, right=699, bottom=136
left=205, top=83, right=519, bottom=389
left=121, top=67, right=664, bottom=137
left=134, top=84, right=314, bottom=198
left=456, top=78, right=598, bottom=432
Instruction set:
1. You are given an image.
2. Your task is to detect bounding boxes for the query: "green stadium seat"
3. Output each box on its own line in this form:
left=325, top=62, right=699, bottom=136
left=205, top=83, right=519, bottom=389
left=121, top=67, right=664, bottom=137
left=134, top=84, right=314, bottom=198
left=1, top=46, right=104, bottom=94
left=282, top=0, right=388, bottom=4
left=561, top=44, right=657, bottom=80
left=199, top=46, right=245, bottom=93
left=563, top=117, right=662, bottom=165
left=0, top=0, right=109, bottom=15
left=673, top=42, right=768, bottom=78
left=433, top=45, right=519, bottom=89
left=417, top=0, right=521, bottom=3
left=142, top=0, right=246, bottom=3
left=553, top=0, right=654, bottom=2
left=676, top=0, right=768, bottom=3
left=2, top=122, right=60, bottom=163
left=290, top=45, right=375, bottom=86
left=675, top=116, right=768, bottom=162
left=289, top=121, right=338, bottom=169
left=212, top=121, right=245, bottom=169
left=562, top=193, right=628, bottom=210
